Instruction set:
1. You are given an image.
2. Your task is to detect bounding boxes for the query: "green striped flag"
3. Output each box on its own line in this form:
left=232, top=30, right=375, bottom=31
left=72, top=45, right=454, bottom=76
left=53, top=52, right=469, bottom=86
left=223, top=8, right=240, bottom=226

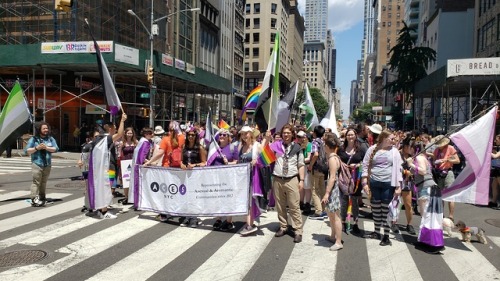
left=0, top=81, right=32, bottom=155
left=299, top=83, right=319, bottom=130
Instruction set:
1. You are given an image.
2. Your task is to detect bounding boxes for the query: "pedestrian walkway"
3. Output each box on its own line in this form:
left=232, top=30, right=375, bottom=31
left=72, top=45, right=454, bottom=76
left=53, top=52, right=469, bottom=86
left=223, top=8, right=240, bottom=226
left=0, top=190, right=499, bottom=281
left=0, top=153, right=78, bottom=175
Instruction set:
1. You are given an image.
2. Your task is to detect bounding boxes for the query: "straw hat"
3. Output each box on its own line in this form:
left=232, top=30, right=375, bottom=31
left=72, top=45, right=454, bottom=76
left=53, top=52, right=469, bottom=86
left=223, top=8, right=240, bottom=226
left=154, top=126, right=165, bottom=135
left=367, top=123, right=383, bottom=135
left=434, top=135, right=450, bottom=148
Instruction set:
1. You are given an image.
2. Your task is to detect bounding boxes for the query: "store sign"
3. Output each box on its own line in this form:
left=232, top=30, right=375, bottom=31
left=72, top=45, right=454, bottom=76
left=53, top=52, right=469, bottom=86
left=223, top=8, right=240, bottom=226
left=175, top=58, right=185, bottom=70
left=447, top=57, right=500, bottom=77
left=4, top=79, right=53, bottom=88
left=115, top=44, right=139, bottom=65
left=37, top=99, right=57, bottom=110
left=186, top=63, right=195, bottom=74
left=41, top=41, right=113, bottom=54
left=162, top=53, right=174, bottom=66
left=85, top=104, right=107, bottom=114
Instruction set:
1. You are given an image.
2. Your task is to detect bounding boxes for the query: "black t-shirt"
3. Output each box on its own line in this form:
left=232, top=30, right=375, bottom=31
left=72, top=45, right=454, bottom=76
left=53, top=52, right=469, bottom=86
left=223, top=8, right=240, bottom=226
left=338, top=146, right=367, bottom=165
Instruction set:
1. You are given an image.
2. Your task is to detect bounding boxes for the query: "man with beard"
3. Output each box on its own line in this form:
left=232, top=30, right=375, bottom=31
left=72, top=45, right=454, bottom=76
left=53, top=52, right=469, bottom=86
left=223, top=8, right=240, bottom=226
left=26, top=122, right=59, bottom=207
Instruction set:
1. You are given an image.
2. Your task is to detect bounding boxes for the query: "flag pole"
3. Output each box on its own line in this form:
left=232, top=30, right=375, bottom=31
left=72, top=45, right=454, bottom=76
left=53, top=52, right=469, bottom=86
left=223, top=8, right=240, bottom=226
left=413, top=102, right=498, bottom=158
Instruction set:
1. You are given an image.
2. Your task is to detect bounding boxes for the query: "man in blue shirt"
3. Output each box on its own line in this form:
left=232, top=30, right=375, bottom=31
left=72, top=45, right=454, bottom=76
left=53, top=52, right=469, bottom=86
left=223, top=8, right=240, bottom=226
left=26, top=121, right=59, bottom=207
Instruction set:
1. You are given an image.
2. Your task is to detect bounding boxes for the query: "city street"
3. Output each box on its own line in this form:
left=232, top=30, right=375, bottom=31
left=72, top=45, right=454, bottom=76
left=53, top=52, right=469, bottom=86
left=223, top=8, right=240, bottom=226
left=0, top=153, right=499, bottom=281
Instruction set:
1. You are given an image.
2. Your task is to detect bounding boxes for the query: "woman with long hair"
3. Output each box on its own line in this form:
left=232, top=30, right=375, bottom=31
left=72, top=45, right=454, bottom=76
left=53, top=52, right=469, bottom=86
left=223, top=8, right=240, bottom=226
left=119, top=127, right=138, bottom=202
left=337, top=128, right=367, bottom=234
left=400, top=137, right=417, bottom=235
left=405, top=139, right=444, bottom=253
left=321, top=133, right=343, bottom=251
left=128, top=127, right=154, bottom=207
left=361, top=130, right=403, bottom=246
left=179, top=127, right=207, bottom=228
left=297, top=130, right=313, bottom=215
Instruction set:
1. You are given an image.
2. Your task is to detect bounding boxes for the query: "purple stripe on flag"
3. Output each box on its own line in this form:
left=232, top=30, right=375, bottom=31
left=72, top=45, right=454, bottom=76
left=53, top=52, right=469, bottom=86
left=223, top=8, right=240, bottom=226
left=88, top=154, right=95, bottom=210
left=442, top=172, right=475, bottom=195
left=419, top=227, right=444, bottom=247
left=110, top=106, right=119, bottom=115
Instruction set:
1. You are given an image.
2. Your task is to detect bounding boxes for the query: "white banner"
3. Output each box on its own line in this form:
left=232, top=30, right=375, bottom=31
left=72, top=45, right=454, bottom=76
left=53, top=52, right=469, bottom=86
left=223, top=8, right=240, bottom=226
left=447, top=57, right=500, bottom=77
left=138, top=164, right=251, bottom=216
left=120, top=159, right=133, bottom=189
left=41, top=41, right=113, bottom=54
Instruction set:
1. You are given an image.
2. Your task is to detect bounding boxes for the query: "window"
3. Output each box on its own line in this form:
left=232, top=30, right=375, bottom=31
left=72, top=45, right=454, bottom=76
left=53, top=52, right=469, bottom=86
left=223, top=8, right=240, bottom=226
left=253, top=48, right=259, bottom=57
left=245, top=4, right=250, bottom=14
left=244, top=62, right=249, bottom=72
left=388, top=13, right=392, bottom=18
left=254, top=3, right=260, bottom=14
left=271, top=3, right=277, bottom=14
left=245, top=48, right=249, bottom=58
left=382, top=22, right=386, bottom=27
left=253, top=18, right=260, bottom=28
left=271, top=18, right=277, bottom=29
left=270, top=33, right=276, bottom=42
left=245, top=18, right=250, bottom=28
left=253, top=33, right=260, bottom=43
left=252, top=62, right=259, bottom=71
left=245, top=33, right=250, bottom=43
left=388, top=22, right=392, bottom=27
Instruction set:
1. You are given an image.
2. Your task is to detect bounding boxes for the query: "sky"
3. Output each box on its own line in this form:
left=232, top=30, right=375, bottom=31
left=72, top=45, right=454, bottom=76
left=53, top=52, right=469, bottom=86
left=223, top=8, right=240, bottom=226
left=297, top=0, right=365, bottom=119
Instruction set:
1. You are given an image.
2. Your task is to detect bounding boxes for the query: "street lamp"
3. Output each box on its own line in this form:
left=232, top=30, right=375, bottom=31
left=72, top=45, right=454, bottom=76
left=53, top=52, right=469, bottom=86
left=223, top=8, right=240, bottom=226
left=128, top=5, right=200, bottom=127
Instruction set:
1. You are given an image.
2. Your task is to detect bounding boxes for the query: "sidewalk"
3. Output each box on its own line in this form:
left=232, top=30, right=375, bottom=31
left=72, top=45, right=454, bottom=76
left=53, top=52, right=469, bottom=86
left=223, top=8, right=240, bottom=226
left=1, top=149, right=81, bottom=160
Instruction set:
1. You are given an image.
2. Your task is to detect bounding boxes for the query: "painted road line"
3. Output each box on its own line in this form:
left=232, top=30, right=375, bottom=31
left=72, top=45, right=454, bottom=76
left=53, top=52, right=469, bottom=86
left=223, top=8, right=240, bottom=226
left=0, top=216, right=158, bottom=281
left=0, top=191, right=30, bottom=202
left=0, top=193, right=72, bottom=214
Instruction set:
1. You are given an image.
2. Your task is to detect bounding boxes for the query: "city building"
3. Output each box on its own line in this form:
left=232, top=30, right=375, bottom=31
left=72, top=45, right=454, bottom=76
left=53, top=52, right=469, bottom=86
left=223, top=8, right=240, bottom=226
left=303, top=41, right=329, bottom=100
left=0, top=0, right=239, bottom=150
left=303, top=0, right=328, bottom=42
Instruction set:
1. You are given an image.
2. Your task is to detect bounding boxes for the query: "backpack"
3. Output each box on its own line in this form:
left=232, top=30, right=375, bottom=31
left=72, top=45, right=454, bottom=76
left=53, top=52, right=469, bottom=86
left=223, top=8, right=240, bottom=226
left=333, top=155, right=355, bottom=195
left=169, top=147, right=182, bottom=167
left=313, top=140, right=329, bottom=174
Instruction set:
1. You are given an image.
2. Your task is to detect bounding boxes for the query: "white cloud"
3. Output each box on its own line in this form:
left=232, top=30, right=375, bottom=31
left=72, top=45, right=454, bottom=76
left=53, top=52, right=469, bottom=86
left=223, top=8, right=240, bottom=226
left=297, top=0, right=364, bottom=34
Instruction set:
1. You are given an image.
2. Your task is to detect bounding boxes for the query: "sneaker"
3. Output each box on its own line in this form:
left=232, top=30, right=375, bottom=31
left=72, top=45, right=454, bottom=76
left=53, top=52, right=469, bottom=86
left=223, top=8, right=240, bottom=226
left=156, top=214, right=170, bottom=222
left=330, top=243, right=343, bottom=251
left=391, top=223, right=400, bottom=234
left=308, top=213, right=325, bottom=220
left=352, top=224, right=361, bottom=234
left=488, top=201, right=498, bottom=208
left=220, top=221, right=234, bottom=231
left=213, top=219, right=223, bottom=230
left=363, top=231, right=381, bottom=240
left=379, top=235, right=392, bottom=246
left=189, top=218, right=199, bottom=228
left=99, top=211, right=117, bottom=219
left=31, top=196, right=42, bottom=207
left=240, top=225, right=258, bottom=236
left=179, top=217, right=189, bottom=227
left=406, top=224, right=416, bottom=235
left=321, top=212, right=328, bottom=219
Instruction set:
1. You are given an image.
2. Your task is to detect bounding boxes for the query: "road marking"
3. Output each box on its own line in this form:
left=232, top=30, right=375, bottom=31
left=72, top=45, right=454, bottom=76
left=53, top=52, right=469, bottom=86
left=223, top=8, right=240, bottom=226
left=0, top=216, right=158, bottom=281
left=0, top=198, right=83, bottom=233
left=88, top=215, right=212, bottom=280
left=364, top=221, right=423, bottom=281
left=442, top=237, right=500, bottom=280
left=0, top=191, right=30, bottom=202
left=279, top=218, right=337, bottom=281
left=185, top=213, right=276, bottom=281
left=0, top=193, right=72, bottom=214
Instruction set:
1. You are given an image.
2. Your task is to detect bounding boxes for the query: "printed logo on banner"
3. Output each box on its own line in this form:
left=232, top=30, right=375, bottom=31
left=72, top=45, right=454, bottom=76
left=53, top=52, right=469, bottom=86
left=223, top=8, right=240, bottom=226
left=150, top=182, right=183, bottom=198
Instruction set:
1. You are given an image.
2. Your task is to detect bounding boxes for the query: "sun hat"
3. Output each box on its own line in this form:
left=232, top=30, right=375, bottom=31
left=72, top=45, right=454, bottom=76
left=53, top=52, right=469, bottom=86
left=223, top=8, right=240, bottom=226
left=239, top=126, right=253, bottom=133
left=154, top=126, right=165, bottom=135
left=434, top=135, right=450, bottom=148
left=367, top=124, right=383, bottom=135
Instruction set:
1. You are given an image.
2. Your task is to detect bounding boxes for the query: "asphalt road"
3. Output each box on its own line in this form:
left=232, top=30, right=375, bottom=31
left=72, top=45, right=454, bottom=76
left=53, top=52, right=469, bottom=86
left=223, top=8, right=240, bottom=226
left=0, top=163, right=499, bottom=281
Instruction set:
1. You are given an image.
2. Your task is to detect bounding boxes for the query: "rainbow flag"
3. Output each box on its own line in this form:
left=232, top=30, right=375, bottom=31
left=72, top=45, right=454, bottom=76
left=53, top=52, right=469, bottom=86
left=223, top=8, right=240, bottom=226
left=259, top=143, right=277, bottom=166
left=218, top=119, right=230, bottom=129
left=240, top=85, right=262, bottom=121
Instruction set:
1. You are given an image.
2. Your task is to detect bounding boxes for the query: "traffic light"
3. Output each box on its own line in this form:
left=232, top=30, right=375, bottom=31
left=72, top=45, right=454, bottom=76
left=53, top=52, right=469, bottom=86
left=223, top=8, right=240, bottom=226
left=147, top=66, right=154, bottom=84
left=55, top=0, right=73, bottom=12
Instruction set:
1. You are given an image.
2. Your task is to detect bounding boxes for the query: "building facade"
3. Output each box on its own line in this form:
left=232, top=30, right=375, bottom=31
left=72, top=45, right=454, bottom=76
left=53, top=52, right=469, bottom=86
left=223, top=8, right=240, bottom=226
left=304, top=0, right=328, bottom=42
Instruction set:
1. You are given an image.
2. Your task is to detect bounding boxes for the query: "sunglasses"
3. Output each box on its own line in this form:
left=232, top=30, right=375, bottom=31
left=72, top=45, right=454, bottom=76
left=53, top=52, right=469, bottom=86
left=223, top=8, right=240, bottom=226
left=220, top=133, right=229, bottom=137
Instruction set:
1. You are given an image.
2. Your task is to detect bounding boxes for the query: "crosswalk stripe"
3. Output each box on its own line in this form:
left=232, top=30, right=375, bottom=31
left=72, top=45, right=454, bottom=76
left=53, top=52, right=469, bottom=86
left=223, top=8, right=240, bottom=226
left=185, top=214, right=276, bottom=281
left=489, top=235, right=500, bottom=248
left=442, top=236, right=500, bottom=280
left=88, top=214, right=213, bottom=280
left=364, top=221, right=424, bottom=281
left=279, top=218, right=337, bottom=281
left=0, top=198, right=83, bottom=233
left=0, top=216, right=159, bottom=281
left=0, top=213, right=99, bottom=250
left=0, top=193, right=72, bottom=214
left=0, top=190, right=30, bottom=202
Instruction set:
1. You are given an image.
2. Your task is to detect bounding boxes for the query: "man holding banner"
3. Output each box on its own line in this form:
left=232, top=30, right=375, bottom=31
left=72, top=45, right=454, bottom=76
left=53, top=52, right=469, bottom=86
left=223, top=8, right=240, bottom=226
left=266, top=124, right=305, bottom=243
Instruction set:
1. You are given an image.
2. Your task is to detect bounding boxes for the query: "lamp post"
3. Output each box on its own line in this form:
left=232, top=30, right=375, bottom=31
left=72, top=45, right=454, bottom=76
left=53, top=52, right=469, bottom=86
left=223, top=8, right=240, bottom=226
left=128, top=5, right=200, bottom=128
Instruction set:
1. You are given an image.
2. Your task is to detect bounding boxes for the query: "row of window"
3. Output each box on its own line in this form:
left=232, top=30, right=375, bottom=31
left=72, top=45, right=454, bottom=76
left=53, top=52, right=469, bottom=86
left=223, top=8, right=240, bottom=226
left=477, top=15, right=500, bottom=51
left=245, top=3, right=278, bottom=14
left=245, top=33, right=277, bottom=44
left=245, top=18, right=277, bottom=29
left=381, top=21, right=401, bottom=28
left=479, top=0, right=497, bottom=17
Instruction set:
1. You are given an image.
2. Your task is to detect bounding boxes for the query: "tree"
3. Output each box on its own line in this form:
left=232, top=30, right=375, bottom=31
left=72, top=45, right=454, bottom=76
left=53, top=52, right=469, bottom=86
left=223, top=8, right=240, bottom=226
left=293, top=87, right=329, bottom=122
left=352, top=102, right=381, bottom=122
left=385, top=22, right=436, bottom=105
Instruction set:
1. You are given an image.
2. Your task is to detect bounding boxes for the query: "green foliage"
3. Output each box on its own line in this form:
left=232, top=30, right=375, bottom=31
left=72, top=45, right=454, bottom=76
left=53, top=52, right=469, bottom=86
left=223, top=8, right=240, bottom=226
left=385, top=22, right=437, bottom=104
left=352, top=102, right=381, bottom=122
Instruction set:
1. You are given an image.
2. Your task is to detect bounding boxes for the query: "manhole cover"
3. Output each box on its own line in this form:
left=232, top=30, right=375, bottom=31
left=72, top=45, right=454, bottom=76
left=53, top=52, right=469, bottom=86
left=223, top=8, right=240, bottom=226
left=485, top=219, right=500, bottom=228
left=0, top=250, right=48, bottom=267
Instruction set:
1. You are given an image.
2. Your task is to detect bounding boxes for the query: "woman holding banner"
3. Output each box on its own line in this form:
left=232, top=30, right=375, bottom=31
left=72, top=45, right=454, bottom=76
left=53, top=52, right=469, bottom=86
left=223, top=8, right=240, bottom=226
left=127, top=127, right=154, bottom=207
left=208, top=128, right=239, bottom=231
left=179, top=127, right=207, bottom=228
left=118, top=127, right=138, bottom=203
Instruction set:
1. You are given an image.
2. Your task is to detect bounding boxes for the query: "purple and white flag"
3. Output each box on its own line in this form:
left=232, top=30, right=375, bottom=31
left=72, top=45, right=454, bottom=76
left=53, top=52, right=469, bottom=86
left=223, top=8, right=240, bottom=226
left=442, top=106, right=497, bottom=205
left=206, top=136, right=222, bottom=166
